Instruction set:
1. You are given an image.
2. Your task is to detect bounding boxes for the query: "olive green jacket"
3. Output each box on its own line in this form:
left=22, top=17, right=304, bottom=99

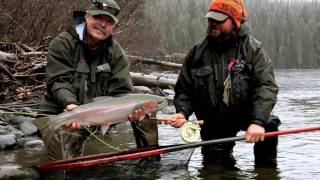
left=174, top=22, right=278, bottom=127
left=39, top=13, right=133, bottom=114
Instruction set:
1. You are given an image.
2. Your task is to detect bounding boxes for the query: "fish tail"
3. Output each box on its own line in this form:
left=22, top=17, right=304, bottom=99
left=32, top=116, right=60, bottom=145
left=32, top=116, right=52, bottom=135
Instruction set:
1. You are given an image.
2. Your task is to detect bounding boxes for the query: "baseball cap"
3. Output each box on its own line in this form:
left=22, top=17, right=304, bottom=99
left=89, top=0, right=120, bottom=23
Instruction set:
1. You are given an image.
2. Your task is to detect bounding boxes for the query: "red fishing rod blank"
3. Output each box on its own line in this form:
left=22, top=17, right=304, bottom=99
left=36, top=125, right=320, bottom=171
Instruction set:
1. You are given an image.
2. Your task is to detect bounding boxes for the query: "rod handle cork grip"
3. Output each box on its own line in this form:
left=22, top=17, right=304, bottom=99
left=152, top=117, right=204, bottom=126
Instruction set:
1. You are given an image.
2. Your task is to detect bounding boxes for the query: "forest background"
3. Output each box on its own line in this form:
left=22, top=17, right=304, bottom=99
left=0, top=0, right=319, bottom=69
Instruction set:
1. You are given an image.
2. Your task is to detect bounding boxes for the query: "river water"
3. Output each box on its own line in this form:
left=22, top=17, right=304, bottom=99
left=1, top=69, right=319, bottom=179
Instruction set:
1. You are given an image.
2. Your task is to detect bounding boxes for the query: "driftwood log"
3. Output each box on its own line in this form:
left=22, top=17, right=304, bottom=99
left=130, top=72, right=176, bottom=89
left=0, top=47, right=182, bottom=104
left=0, top=51, right=18, bottom=62
left=127, top=55, right=182, bottom=68
left=18, top=52, right=183, bottom=68
left=21, top=51, right=48, bottom=57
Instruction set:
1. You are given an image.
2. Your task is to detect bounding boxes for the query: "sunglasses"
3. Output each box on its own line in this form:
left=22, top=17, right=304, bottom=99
left=93, top=0, right=120, bottom=17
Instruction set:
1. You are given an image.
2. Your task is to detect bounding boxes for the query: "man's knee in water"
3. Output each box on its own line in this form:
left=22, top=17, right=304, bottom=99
left=254, top=115, right=281, bottom=167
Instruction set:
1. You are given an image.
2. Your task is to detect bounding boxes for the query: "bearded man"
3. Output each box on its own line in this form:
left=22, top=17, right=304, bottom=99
left=165, top=0, right=280, bottom=167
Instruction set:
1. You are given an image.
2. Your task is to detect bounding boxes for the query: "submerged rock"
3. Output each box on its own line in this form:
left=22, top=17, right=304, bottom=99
left=17, top=137, right=44, bottom=148
left=0, top=165, right=39, bottom=179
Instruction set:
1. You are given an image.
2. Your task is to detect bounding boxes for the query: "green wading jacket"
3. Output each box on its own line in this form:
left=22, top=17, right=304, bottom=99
left=39, top=12, right=133, bottom=115
left=174, top=22, right=278, bottom=127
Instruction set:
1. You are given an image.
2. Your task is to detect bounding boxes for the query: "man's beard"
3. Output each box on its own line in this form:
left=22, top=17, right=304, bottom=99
left=207, top=24, right=236, bottom=41
left=206, top=26, right=237, bottom=51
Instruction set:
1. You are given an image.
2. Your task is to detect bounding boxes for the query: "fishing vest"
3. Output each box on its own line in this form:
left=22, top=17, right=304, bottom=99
left=192, top=36, right=252, bottom=109
left=70, top=37, right=112, bottom=104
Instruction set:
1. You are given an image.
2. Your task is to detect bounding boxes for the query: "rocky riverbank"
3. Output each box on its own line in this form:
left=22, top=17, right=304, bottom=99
left=0, top=108, right=42, bottom=179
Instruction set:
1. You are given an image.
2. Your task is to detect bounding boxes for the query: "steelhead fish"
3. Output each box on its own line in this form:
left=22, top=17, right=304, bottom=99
left=34, top=93, right=168, bottom=144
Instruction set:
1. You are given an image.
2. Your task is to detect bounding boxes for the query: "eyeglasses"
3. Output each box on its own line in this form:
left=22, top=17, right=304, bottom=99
left=93, top=0, right=120, bottom=17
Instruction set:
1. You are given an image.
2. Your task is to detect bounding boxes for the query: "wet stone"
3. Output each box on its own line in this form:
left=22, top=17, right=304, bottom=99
left=0, top=120, right=8, bottom=126
left=0, top=134, right=16, bottom=150
left=0, top=125, right=24, bottom=138
left=1, top=113, right=14, bottom=123
left=19, top=122, right=38, bottom=136
left=0, top=165, right=40, bottom=179
left=0, top=110, right=4, bottom=118
left=17, top=137, right=44, bottom=148
left=12, top=115, right=35, bottom=124
left=23, top=139, right=44, bottom=148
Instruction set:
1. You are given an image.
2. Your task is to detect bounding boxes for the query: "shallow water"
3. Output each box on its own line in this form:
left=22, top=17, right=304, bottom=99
left=0, top=69, right=319, bottom=179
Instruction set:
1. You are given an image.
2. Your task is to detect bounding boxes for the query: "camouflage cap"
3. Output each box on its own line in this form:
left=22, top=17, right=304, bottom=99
left=89, top=0, right=120, bottom=23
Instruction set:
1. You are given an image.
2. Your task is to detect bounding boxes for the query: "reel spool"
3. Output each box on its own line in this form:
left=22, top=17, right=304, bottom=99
left=180, top=122, right=200, bottom=143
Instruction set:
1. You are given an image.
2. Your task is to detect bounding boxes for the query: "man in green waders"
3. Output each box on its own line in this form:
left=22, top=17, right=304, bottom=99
left=33, top=0, right=158, bottom=161
left=165, top=0, right=280, bottom=167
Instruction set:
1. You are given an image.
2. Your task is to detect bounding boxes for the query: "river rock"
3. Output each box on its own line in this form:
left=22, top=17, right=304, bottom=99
left=0, top=110, right=4, bottom=117
left=0, top=165, right=39, bottom=179
left=0, top=134, right=16, bottom=149
left=0, top=125, right=24, bottom=138
left=23, top=139, right=44, bottom=148
left=17, top=137, right=44, bottom=148
left=1, top=113, right=14, bottom=123
left=19, top=122, right=38, bottom=136
left=11, top=115, right=35, bottom=124
left=0, top=120, right=8, bottom=126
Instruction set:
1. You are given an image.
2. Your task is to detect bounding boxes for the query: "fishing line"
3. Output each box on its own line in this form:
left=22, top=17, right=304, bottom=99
left=83, top=126, right=122, bottom=151
left=2, top=111, right=122, bottom=151
left=2, top=111, right=50, bottom=117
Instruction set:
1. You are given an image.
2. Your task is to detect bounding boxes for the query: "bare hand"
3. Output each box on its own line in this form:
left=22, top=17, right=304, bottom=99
left=164, top=113, right=186, bottom=128
left=64, top=104, right=82, bottom=129
left=245, top=123, right=265, bottom=143
left=128, top=108, right=151, bottom=122
left=64, top=122, right=81, bottom=129
left=66, top=104, right=79, bottom=111
left=64, top=122, right=91, bottom=129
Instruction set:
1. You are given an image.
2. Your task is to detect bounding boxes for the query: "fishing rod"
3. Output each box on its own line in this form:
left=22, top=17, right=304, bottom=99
left=36, top=125, right=320, bottom=171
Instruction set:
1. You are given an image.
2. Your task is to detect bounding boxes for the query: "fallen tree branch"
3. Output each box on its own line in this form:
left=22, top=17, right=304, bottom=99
left=13, top=73, right=46, bottom=77
left=21, top=51, right=48, bottom=57
left=128, top=55, right=182, bottom=68
left=18, top=43, right=34, bottom=52
left=0, top=51, right=18, bottom=61
left=0, top=62, right=17, bottom=81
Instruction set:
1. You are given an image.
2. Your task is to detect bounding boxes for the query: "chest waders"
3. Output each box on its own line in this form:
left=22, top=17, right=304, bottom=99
left=46, top=42, right=159, bottom=161
left=192, top=39, right=280, bottom=167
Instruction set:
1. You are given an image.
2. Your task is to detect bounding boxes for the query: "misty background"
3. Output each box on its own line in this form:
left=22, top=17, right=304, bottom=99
left=143, top=0, right=320, bottom=68
left=0, top=0, right=319, bottom=69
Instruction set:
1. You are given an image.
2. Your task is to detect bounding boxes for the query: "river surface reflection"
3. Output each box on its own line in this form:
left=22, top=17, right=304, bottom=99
left=0, top=69, right=319, bottom=179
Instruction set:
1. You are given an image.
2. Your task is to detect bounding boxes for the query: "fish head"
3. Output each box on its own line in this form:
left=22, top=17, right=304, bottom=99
left=143, top=97, right=168, bottom=113
left=143, top=101, right=157, bottom=113
left=139, top=99, right=167, bottom=121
